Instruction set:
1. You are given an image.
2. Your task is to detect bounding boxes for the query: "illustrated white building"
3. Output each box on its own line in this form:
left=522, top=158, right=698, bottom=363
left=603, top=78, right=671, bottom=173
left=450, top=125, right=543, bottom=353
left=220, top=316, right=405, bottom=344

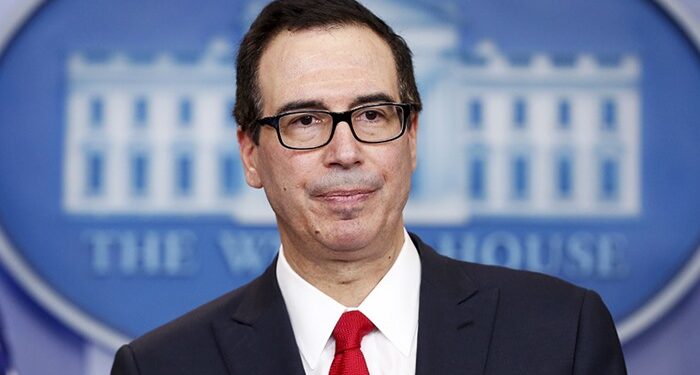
left=63, top=38, right=274, bottom=222
left=409, top=40, right=641, bottom=222
left=62, top=1, right=641, bottom=224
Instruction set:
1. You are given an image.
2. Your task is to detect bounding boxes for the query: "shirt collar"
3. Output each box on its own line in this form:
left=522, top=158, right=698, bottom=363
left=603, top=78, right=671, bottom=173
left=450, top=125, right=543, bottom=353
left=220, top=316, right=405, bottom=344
left=276, top=229, right=421, bottom=369
left=358, top=229, right=421, bottom=357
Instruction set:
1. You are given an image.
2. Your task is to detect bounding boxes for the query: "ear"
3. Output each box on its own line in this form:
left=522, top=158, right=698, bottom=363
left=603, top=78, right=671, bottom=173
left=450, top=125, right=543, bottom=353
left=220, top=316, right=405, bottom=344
left=407, top=113, right=419, bottom=171
left=237, top=128, right=263, bottom=188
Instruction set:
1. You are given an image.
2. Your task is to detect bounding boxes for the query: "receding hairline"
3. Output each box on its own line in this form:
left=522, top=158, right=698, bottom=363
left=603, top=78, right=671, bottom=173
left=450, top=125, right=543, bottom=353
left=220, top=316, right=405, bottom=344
left=258, top=22, right=398, bottom=69
left=254, top=23, right=403, bottom=112
left=265, top=19, right=385, bottom=41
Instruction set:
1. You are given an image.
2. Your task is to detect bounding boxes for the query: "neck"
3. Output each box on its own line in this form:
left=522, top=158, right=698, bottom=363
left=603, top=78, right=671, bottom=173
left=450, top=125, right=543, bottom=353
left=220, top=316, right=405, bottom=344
left=281, top=227, right=405, bottom=307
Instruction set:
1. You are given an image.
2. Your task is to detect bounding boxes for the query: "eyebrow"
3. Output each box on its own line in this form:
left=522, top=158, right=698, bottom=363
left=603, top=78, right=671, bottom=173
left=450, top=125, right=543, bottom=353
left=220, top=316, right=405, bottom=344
left=273, top=92, right=397, bottom=115
left=348, top=93, right=396, bottom=109
left=275, top=100, right=326, bottom=115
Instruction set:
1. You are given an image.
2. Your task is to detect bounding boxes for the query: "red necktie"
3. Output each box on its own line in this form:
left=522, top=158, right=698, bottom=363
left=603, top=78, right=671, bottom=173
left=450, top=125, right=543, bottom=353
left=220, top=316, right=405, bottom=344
left=329, top=311, right=375, bottom=375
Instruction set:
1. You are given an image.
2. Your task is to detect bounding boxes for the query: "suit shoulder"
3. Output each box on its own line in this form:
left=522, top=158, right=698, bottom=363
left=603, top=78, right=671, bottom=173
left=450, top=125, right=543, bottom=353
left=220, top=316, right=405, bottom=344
left=412, top=232, right=586, bottom=301
left=439, top=253, right=589, bottom=308
left=467, top=259, right=583, bottom=294
left=125, top=270, right=265, bottom=358
left=445, top=256, right=624, bottom=372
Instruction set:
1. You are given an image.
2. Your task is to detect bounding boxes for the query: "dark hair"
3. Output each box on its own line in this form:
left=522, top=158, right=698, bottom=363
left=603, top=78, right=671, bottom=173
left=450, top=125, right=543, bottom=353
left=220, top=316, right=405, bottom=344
left=234, top=0, right=422, bottom=142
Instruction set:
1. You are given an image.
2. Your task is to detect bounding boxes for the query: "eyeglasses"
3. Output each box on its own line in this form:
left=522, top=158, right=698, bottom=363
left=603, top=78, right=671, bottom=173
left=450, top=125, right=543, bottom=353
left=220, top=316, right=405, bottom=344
left=256, top=102, right=413, bottom=150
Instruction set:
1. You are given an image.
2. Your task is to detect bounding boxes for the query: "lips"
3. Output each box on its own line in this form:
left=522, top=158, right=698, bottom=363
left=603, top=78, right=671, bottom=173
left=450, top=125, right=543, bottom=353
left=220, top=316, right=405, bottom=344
left=313, top=188, right=376, bottom=203
left=307, top=171, right=383, bottom=208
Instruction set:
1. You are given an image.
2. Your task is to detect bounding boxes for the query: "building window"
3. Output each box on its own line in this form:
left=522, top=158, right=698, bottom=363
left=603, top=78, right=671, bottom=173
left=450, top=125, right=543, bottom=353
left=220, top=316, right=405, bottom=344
left=602, top=98, right=617, bottom=131
left=179, top=98, right=192, bottom=126
left=469, top=99, right=483, bottom=129
left=85, top=152, right=104, bottom=196
left=469, top=156, right=486, bottom=200
left=220, top=153, right=240, bottom=196
left=558, top=100, right=571, bottom=129
left=512, top=155, right=529, bottom=199
left=600, top=158, right=619, bottom=200
left=89, top=98, right=103, bottom=127
left=130, top=153, right=149, bottom=196
left=556, top=156, right=573, bottom=199
left=175, top=154, right=193, bottom=196
left=134, top=97, right=148, bottom=126
left=513, top=98, right=527, bottom=128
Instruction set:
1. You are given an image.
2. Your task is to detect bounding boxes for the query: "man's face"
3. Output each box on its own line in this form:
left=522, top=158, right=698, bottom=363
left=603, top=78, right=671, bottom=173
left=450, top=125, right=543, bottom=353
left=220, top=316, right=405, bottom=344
left=239, top=25, right=418, bottom=257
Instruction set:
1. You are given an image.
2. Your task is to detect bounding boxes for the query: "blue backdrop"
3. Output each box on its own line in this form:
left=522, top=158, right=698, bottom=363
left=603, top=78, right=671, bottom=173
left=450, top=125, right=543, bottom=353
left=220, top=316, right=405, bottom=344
left=0, top=0, right=699, bottom=373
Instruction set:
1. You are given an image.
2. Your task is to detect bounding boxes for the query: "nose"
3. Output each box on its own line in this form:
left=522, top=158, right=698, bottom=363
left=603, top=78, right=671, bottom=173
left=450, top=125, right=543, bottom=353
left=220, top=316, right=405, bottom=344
left=323, top=121, right=362, bottom=169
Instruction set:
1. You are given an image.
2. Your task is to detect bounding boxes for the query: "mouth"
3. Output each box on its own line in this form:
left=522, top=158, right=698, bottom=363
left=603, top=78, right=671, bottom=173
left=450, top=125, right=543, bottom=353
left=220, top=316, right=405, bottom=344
left=313, top=188, right=376, bottom=204
left=307, top=172, right=383, bottom=216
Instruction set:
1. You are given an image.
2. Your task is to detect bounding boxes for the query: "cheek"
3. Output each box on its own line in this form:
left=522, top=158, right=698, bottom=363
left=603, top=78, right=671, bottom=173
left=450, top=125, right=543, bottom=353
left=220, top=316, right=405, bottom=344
left=394, top=147, right=416, bottom=193
left=260, top=153, right=310, bottom=194
left=376, top=146, right=413, bottom=192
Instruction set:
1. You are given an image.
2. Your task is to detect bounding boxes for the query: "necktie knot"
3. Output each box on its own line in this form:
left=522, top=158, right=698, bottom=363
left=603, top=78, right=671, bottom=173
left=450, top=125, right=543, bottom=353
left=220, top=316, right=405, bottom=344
left=332, top=311, right=375, bottom=353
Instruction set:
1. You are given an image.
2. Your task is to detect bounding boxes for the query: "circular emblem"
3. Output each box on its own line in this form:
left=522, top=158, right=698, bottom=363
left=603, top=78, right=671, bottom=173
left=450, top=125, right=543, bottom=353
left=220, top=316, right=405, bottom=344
left=1, top=0, right=699, bottom=349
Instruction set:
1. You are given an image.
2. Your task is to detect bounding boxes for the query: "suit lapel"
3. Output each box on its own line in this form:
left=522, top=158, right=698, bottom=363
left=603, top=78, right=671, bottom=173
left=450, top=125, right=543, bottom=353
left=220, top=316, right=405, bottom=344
left=208, top=234, right=499, bottom=375
left=211, top=259, right=305, bottom=375
left=412, top=234, right=500, bottom=375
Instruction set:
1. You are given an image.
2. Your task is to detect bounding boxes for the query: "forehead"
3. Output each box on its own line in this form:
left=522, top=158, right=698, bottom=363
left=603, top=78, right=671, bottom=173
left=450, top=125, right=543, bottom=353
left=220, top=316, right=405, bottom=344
left=258, top=25, right=399, bottom=113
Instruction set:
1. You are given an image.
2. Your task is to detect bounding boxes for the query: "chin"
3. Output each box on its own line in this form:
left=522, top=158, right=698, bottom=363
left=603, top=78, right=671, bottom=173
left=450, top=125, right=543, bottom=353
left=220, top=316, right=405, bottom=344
left=318, top=222, right=377, bottom=252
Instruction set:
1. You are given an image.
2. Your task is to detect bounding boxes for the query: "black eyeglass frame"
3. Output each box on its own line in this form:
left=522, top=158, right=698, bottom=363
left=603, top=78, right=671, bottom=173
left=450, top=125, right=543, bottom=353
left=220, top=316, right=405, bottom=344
left=255, top=102, right=414, bottom=150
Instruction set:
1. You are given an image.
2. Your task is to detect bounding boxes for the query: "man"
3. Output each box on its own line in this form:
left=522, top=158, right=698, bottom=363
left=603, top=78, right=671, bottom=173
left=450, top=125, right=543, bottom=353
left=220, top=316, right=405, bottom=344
left=112, top=0, right=627, bottom=374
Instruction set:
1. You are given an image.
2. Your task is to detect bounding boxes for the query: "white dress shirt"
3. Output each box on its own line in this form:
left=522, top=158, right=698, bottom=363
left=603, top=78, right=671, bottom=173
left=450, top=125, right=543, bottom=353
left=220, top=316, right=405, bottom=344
left=276, top=229, right=421, bottom=375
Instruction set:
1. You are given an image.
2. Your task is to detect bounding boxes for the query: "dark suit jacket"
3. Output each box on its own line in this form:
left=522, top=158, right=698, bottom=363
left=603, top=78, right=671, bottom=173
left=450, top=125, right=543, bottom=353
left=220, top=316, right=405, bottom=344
left=112, top=233, right=626, bottom=374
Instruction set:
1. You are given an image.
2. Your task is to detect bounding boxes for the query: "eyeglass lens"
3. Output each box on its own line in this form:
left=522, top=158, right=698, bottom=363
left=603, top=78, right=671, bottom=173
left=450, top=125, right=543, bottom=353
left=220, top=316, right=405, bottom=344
left=277, top=104, right=405, bottom=149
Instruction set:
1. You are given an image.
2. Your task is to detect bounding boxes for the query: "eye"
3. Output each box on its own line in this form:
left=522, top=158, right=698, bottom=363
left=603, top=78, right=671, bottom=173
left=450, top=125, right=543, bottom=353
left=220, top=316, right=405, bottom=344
left=356, top=108, right=386, bottom=123
left=363, top=110, right=379, bottom=121
left=286, top=113, right=322, bottom=127
left=297, top=115, right=315, bottom=126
